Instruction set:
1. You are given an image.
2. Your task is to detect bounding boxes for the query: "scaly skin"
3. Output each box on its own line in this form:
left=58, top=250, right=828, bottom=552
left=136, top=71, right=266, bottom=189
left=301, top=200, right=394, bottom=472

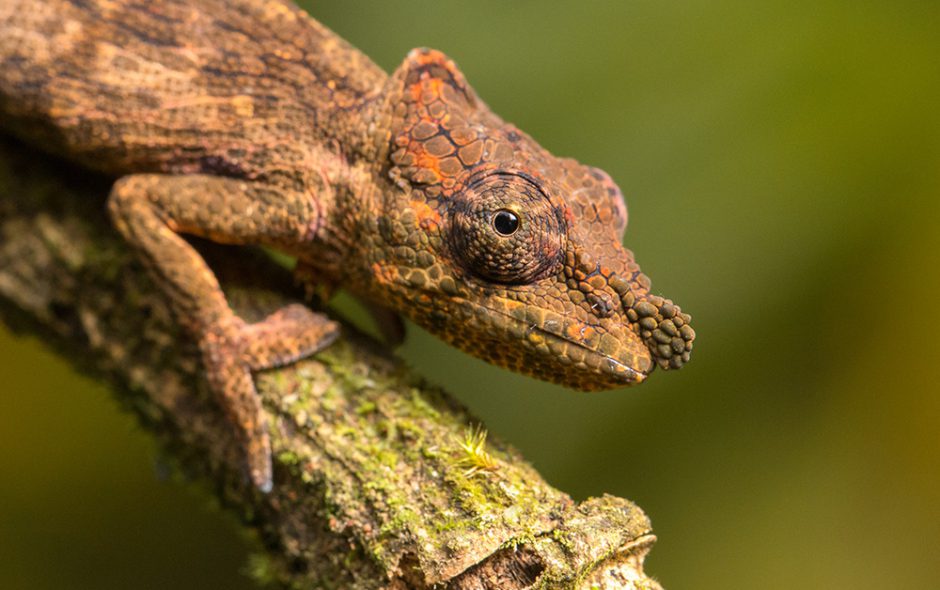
left=0, top=0, right=694, bottom=490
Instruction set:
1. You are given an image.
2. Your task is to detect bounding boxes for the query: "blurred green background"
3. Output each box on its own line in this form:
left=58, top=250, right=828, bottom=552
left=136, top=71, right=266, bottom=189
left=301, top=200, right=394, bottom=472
left=2, top=0, right=938, bottom=588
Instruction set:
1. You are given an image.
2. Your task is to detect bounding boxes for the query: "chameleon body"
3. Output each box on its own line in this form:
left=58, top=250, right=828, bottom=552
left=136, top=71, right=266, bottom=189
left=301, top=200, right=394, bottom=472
left=0, top=0, right=694, bottom=490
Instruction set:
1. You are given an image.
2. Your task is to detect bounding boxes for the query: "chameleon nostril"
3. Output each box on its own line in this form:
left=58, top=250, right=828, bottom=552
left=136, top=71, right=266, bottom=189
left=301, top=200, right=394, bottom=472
left=586, top=291, right=616, bottom=318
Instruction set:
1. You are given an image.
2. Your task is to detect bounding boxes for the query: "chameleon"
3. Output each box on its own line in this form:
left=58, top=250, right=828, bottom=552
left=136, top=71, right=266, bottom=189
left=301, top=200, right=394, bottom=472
left=0, top=0, right=694, bottom=491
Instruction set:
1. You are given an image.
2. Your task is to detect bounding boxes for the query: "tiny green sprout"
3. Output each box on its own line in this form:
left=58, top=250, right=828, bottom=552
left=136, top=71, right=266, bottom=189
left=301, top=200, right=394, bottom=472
left=457, top=424, right=499, bottom=477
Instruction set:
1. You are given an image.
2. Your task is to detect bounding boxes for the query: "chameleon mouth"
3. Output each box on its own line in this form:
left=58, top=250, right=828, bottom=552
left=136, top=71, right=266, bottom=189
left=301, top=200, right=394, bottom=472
left=461, top=299, right=653, bottom=390
left=525, top=321, right=649, bottom=384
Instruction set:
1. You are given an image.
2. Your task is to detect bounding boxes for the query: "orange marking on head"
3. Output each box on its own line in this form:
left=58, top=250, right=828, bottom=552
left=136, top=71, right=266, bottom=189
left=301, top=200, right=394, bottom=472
left=566, top=323, right=595, bottom=342
left=409, top=77, right=445, bottom=105
left=411, top=200, right=442, bottom=228
left=416, top=153, right=443, bottom=181
left=371, top=262, right=399, bottom=286
left=425, top=78, right=444, bottom=101
left=566, top=323, right=581, bottom=340
left=409, top=83, right=423, bottom=102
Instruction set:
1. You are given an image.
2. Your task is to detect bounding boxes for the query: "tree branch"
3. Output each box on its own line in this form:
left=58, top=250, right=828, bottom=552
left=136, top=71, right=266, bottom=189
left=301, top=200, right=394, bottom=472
left=0, top=134, right=663, bottom=589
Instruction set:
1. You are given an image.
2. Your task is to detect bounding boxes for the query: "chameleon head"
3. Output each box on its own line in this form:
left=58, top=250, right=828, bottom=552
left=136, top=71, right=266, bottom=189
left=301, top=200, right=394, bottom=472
left=363, top=49, right=694, bottom=390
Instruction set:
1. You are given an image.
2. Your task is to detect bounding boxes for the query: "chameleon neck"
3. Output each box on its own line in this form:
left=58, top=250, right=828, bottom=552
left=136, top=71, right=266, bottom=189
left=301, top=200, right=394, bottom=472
left=0, top=0, right=388, bottom=177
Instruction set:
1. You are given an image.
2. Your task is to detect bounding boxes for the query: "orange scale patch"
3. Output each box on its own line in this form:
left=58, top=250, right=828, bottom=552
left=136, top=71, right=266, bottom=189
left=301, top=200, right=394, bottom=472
left=415, top=153, right=443, bottom=177
left=372, top=263, right=400, bottom=287
left=412, top=200, right=442, bottom=228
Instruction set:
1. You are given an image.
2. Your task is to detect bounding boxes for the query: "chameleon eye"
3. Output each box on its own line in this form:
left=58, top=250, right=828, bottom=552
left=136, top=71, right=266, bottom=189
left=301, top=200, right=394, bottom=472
left=492, top=209, right=520, bottom=235
left=450, top=173, right=564, bottom=284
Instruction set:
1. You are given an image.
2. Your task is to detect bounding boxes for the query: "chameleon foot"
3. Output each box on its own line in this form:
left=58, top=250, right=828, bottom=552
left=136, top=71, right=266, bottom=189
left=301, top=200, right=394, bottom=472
left=202, top=306, right=339, bottom=492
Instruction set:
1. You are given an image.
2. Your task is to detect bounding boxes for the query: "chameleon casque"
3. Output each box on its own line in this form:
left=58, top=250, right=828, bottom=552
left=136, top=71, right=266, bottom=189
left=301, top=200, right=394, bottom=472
left=0, top=0, right=694, bottom=491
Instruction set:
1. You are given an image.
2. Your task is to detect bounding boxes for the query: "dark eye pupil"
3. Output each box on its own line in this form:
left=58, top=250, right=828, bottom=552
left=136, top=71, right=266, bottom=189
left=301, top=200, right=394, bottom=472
left=493, top=210, right=520, bottom=235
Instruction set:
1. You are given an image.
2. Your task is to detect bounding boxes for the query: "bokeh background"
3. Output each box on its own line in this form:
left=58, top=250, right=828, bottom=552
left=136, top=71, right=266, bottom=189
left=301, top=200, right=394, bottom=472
left=1, top=0, right=938, bottom=588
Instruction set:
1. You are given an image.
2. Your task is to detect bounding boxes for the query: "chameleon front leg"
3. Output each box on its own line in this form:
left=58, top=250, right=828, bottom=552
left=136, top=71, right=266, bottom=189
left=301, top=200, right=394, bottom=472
left=108, top=174, right=339, bottom=492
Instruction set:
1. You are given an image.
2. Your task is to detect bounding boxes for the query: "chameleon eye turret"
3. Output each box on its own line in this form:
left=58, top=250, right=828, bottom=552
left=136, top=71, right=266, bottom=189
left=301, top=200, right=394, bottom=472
left=449, top=172, right=564, bottom=285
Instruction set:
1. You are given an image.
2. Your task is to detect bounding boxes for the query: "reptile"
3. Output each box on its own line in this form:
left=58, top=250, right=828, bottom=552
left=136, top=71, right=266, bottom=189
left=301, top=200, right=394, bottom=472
left=0, top=0, right=695, bottom=491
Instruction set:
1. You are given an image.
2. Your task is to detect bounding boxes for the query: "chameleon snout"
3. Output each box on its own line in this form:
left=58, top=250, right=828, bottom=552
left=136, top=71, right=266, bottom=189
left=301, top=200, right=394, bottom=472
left=601, top=269, right=695, bottom=372
left=529, top=284, right=693, bottom=390
left=567, top=258, right=695, bottom=380
left=621, top=291, right=695, bottom=371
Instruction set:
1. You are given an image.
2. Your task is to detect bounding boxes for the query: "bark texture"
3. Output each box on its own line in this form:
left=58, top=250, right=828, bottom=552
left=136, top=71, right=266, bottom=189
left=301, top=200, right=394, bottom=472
left=0, top=134, right=663, bottom=589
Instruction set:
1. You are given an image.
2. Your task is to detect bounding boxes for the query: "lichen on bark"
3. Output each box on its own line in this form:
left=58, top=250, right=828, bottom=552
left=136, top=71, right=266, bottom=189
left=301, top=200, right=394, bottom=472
left=0, top=135, right=663, bottom=589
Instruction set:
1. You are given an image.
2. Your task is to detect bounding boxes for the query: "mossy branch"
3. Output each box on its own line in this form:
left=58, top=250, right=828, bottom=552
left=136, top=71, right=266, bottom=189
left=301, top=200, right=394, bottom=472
left=0, top=135, right=663, bottom=589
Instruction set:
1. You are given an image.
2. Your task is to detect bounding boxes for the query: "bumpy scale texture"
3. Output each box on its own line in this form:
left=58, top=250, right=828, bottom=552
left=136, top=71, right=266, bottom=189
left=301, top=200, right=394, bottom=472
left=0, top=0, right=694, bottom=490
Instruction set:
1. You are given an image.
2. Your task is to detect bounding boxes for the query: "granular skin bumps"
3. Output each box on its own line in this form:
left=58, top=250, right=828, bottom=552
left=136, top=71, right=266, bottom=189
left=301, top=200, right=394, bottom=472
left=0, top=1, right=694, bottom=488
